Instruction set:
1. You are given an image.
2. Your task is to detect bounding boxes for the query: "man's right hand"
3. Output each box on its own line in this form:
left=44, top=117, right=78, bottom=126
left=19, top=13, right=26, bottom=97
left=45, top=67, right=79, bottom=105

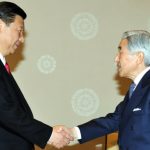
left=48, top=125, right=74, bottom=149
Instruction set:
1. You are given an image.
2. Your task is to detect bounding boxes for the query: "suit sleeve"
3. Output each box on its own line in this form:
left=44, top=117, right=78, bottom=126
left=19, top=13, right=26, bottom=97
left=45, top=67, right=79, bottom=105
left=0, top=75, right=52, bottom=148
left=78, top=100, right=125, bottom=143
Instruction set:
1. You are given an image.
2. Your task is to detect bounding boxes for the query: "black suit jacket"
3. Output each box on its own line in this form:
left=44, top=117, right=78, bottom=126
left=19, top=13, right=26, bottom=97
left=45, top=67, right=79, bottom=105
left=0, top=60, right=52, bottom=150
left=78, top=70, right=150, bottom=150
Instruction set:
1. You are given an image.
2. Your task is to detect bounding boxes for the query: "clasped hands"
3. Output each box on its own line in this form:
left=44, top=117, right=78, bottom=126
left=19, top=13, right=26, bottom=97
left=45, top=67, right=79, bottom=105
left=48, top=125, right=76, bottom=149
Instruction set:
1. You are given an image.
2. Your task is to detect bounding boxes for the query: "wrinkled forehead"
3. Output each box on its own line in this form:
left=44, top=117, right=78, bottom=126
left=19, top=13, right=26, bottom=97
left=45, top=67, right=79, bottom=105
left=118, top=39, right=128, bottom=50
left=11, top=15, right=25, bottom=28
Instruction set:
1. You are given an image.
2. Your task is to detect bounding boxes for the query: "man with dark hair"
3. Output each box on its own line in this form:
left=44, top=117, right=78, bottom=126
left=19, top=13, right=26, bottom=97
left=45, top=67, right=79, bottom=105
left=0, top=1, right=73, bottom=150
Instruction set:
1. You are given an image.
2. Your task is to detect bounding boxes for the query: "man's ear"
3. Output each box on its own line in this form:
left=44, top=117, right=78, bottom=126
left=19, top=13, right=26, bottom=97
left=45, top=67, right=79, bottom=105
left=136, top=51, right=144, bottom=64
left=0, top=19, right=5, bottom=32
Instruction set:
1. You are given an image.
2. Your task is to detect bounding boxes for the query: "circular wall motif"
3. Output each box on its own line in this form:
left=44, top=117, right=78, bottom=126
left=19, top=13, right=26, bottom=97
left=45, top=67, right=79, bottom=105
left=37, top=55, right=56, bottom=74
left=71, top=12, right=99, bottom=40
left=71, top=88, right=100, bottom=116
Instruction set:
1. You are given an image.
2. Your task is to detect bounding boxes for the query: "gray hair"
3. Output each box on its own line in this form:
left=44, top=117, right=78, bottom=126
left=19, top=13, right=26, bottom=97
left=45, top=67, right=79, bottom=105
left=122, top=30, right=150, bottom=66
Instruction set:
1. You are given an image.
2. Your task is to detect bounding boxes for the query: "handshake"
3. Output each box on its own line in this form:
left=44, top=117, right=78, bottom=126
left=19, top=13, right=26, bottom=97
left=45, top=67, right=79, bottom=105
left=48, top=125, right=77, bottom=149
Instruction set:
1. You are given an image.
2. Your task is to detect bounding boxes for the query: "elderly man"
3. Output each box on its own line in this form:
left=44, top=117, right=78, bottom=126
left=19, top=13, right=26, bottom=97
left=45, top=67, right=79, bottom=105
left=71, top=30, right=150, bottom=150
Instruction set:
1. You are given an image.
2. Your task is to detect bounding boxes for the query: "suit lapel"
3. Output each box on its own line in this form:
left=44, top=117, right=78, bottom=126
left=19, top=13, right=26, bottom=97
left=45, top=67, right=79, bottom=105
left=0, top=60, right=33, bottom=117
left=122, top=70, right=150, bottom=118
left=9, top=74, right=33, bottom=116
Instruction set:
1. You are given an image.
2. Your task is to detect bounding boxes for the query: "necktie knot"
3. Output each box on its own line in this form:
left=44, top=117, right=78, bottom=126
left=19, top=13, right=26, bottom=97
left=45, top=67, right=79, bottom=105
left=129, top=82, right=136, bottom=98
left=5, top=63, right=10, bottom=74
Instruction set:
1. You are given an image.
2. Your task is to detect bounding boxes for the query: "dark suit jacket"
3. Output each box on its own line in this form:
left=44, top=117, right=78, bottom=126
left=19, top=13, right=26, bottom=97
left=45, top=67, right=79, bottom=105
left=78, top=69, right=150, bottom=150
left=0, top=60, right=52, bottom=150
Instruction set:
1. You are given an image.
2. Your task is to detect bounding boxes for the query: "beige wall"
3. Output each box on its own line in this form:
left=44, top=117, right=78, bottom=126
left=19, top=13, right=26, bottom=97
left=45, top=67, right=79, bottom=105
left=6, top=0, right=150, bottom=149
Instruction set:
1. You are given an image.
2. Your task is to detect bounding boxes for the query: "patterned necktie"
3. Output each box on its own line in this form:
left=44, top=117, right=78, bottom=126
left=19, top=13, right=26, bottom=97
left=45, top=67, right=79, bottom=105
left=5, top=63, right=11, bottom=74
left=129, top=82, right=136, bottom=98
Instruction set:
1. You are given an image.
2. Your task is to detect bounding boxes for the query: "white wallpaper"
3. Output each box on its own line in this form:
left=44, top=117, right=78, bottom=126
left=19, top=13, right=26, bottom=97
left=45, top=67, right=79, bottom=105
left=7, top=0, right=150, bottom=142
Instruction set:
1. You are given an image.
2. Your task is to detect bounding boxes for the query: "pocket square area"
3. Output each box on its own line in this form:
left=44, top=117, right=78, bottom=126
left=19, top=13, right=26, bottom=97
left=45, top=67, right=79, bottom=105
left=133, top=108, right=141, bottom=112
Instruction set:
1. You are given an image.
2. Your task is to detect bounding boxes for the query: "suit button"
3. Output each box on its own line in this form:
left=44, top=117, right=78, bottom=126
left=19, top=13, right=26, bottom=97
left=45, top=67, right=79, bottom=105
left=119, top=145, right=123, bottom=150
left=130, top=125, right=134, bottom=130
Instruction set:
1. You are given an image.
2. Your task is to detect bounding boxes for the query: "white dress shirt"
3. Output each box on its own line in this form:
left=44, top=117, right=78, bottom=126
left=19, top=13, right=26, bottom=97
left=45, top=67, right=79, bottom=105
left=133, top=66, right=150, bottom=88
left=0, top=53, right=6, bottom=65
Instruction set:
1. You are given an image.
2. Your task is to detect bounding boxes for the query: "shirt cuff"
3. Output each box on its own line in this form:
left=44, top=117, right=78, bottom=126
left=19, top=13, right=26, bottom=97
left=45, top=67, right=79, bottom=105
left=74, top=127, right=81, bottom=140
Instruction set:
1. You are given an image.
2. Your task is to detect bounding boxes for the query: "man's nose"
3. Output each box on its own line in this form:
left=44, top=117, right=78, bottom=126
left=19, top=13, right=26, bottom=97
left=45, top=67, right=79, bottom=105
left=114, top=54, right=119, bottom=63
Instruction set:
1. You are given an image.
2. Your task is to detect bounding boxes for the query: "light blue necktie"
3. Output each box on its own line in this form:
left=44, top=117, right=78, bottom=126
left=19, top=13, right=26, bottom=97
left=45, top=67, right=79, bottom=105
left=129, top=82, right=136, bottom=98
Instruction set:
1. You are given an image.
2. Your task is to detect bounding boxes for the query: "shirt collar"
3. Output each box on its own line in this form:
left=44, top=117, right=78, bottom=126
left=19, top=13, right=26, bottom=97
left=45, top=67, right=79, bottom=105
left=134, top=66, right=150, bottom=86
left=0, top=53, right=6, bottom=65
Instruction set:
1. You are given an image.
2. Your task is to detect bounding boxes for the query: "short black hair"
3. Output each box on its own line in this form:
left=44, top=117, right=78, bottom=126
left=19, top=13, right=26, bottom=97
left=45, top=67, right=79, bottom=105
left=0, top=1, right=27, bottom=25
